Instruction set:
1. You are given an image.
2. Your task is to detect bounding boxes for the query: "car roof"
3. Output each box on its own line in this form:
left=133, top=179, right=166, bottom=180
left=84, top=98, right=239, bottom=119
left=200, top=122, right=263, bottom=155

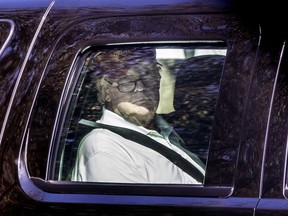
left=0, top=0, right=233, bottom=13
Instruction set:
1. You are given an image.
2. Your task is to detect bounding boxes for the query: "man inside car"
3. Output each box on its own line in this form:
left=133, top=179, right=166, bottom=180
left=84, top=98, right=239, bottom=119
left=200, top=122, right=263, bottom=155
left=71, top=46, right=205, bottom=184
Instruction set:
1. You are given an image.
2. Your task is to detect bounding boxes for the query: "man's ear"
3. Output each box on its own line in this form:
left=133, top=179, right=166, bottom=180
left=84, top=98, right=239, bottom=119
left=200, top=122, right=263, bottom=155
left=96, top=80, right=111, bottom=105
left=103, top=87, right=111, bottom=102
left=98, top=83, right=111, bottom=103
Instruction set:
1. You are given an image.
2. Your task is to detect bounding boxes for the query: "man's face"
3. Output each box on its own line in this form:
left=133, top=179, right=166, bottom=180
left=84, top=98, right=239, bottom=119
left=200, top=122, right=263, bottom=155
left=104, top=60, right=161, bottom=128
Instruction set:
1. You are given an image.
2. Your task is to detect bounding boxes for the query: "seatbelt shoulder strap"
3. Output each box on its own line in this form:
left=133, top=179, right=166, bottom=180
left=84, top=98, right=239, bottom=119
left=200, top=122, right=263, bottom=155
left=79, top=119, right=204, bottom=183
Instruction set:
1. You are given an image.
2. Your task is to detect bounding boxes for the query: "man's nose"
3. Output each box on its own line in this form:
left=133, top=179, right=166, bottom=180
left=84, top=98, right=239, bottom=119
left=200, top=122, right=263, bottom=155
left=134, top=80, right=144, bottom=92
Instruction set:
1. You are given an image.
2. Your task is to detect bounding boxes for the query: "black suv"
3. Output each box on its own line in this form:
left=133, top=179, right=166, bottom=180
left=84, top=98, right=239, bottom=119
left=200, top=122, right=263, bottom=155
left=0, top=0, right=287, bottom=215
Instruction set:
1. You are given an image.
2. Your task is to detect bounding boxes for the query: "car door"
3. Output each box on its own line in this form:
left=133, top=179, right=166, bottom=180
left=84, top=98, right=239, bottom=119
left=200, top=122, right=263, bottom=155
left=1, top=0, right=279, bottom=215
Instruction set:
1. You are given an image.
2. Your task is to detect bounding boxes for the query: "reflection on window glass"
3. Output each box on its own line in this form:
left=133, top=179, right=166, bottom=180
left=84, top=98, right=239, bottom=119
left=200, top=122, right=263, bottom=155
left=53, top=43, right=226, bottom=184
left=0, top=20, right=14, bottom=56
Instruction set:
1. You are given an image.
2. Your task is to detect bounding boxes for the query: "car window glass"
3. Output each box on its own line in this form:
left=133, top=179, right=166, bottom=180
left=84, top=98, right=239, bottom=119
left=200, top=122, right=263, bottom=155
left=51, top=43, right=227, bottom=184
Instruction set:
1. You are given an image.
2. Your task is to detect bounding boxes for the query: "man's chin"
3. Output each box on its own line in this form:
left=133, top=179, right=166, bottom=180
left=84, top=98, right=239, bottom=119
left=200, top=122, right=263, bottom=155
left=115, top=102, right=156, bottom=127
left=116, top=102, right=153, bottom=116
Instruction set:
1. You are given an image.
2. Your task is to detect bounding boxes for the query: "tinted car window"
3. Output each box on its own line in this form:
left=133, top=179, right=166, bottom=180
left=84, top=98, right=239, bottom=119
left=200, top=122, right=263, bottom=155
left=50, top=43, right=226, bottom=183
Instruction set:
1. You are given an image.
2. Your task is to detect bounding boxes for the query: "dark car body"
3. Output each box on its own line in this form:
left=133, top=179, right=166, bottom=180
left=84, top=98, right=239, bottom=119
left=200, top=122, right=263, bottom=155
left=0, top=0, right=288, bottom=215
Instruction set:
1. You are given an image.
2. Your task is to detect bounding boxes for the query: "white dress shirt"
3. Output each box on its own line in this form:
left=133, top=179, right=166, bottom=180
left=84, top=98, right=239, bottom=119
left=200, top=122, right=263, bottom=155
left=71, top=108, right=205, bottom=184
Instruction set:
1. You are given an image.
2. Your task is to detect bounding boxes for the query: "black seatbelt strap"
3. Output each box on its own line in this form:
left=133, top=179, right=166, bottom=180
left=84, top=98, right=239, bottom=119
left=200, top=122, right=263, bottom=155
left=79, top=119, right=204, bottom=183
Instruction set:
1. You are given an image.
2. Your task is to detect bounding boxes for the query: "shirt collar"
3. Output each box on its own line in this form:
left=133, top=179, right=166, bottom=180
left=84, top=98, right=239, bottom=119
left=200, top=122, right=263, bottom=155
left=98, top=107, right=178, bottom=141
left=98, top=107, right=153, bottom=136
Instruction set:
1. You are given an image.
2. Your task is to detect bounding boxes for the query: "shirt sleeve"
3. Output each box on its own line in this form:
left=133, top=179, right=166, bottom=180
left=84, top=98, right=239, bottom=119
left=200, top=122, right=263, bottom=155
left=72, top=129, right=148, bottom=183
left=81, top=152, right=148, bottom=183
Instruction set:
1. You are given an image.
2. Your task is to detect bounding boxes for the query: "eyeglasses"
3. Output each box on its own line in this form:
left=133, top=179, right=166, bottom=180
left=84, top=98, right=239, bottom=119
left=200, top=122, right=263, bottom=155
left=103, top=63, right=162, bottom=93
left=104, top=77, right=148, bottom=93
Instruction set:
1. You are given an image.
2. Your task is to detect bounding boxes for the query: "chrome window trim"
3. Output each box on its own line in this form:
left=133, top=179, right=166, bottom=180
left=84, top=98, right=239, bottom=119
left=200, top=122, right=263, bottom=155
left=0, top=19, right=15, bottom=56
